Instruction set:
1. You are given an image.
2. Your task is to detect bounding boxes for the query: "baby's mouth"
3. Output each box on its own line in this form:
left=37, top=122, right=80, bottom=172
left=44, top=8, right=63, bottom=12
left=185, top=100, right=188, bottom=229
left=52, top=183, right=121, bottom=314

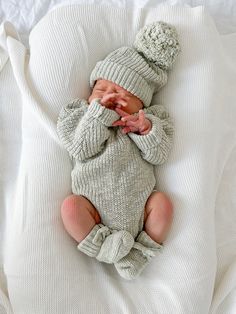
left=108, top=103, right=121, bottom=110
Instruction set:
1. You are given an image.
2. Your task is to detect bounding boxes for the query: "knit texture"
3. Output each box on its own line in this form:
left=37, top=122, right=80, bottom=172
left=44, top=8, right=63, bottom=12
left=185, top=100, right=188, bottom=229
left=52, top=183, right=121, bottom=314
left=3, top=4, right=236, bottom=312
left=90, top=21, right=180, bottom=107
left=114, top=231, right=163, bottom=280
left=77, top=224, right=134, bottom=263
left=89, top=47, right=167, bottom=107
left=57, top=98, right=174, bottom=240
left=133, top=21, right=180, bottom=70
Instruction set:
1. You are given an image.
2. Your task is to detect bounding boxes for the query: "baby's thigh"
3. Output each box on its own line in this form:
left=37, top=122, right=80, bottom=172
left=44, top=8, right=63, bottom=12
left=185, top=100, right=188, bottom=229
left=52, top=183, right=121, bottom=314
left=61, top=194, right=100, bottom=221
left=144, top=191, right=173, bottom=221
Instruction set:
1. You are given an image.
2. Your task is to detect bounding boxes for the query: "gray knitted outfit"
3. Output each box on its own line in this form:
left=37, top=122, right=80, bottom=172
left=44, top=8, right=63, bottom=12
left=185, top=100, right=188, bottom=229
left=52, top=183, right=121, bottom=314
left=57, top=97, right=173, bottom=235
left=57, top=21, right=180, bottom=279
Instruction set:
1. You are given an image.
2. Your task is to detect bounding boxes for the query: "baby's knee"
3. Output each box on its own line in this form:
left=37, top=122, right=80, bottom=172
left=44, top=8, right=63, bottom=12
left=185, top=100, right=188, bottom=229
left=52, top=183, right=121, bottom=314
left=61, top=194, right=101, bottom=223
left=145, top=192, right=173, bottom=220
left=61, top=194, right=82, bottom=219
left=157, top=192, right=173, bottom=217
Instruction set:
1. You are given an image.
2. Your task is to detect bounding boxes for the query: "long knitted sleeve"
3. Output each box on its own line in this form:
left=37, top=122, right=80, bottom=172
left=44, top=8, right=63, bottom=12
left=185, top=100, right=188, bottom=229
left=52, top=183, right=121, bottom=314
left=128, top=104, right=174, bottom=165
left=57, top=98, right=120, bottom=161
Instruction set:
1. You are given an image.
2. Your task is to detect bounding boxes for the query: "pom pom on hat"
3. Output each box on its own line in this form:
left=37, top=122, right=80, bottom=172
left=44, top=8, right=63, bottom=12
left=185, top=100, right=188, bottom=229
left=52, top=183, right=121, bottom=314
left=90, top=21, right=180, bottom=107
left=133, top=21, right=181, bottom=70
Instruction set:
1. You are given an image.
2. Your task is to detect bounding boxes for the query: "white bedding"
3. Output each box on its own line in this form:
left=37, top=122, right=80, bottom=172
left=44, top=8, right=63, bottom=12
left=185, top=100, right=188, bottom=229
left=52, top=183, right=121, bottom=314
left=1, top=0, right=236, bottom=41
left=0, top=1, right=236, bottom=314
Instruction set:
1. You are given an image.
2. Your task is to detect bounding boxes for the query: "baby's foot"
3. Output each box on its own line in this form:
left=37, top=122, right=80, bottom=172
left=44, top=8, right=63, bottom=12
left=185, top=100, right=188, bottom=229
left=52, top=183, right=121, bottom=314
left=96, top=230, right=134, bottom=263
left=77, top=224, right=110, bottom=257
left=77, top=224, right=134, bottom=263
left=114, top=231, right=163, bottom=280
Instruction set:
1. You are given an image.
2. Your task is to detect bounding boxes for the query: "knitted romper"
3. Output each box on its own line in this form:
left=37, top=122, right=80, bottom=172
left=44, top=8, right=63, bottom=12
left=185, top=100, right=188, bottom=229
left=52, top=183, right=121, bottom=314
left=57, top=97, right=173, bottom=263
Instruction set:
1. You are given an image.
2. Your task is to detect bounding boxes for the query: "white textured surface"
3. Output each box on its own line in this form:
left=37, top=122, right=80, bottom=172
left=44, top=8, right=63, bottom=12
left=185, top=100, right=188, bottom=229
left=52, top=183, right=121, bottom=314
left=0, top=3, right=236, bottom=314
left=210, top=33, right=236, bottom=314
left=0, top=0, right=236, bottom=38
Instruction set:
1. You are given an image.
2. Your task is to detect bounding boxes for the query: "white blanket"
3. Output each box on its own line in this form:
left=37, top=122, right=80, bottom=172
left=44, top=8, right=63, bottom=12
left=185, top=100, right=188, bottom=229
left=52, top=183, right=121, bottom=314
left=209, top=33, right=236, bottom=314
left=0, top=4, right=236, bottom=314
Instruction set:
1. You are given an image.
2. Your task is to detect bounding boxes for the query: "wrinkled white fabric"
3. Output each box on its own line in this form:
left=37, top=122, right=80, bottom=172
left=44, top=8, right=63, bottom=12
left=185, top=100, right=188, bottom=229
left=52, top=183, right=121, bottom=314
left=0, top=0, right=236, bottom=44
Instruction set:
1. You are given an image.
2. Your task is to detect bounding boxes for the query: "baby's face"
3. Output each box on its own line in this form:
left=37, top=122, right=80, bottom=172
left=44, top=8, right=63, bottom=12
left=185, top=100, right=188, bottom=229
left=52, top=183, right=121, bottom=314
left=88, top=79, right=143, bottom=114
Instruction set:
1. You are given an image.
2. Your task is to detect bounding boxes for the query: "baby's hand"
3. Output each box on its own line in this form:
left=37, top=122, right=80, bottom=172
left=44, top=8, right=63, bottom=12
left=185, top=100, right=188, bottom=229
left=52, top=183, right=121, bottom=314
left=100, top=93, right=128, bottom=110
left=113, top=107, right=152, bottom=135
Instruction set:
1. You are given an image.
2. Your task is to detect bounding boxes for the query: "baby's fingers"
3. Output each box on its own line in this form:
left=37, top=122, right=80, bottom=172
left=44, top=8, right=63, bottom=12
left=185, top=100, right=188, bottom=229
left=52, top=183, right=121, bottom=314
left=121, top=115, right=138, bottom=122
left=115, top=107, right=130, bottom=117
left=122, top=126, right=137, bottom=134
left=125, top=119, right=140, bottom=127
left=101, top=93, right=117, bottom=103
left=117, top=100, right=127, bottom=107
left=138, top=110, right=145, bottom=124
left=112, top=120, right=126, bottom=127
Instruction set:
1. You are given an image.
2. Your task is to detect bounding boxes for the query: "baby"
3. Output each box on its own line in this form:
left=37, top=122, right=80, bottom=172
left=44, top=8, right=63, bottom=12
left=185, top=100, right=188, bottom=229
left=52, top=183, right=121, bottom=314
left=57, top=21, right=180, bottom=280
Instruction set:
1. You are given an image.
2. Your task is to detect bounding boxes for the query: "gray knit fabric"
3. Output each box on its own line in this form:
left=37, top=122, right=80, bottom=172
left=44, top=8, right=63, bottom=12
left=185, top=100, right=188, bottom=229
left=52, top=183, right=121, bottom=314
left=57, top=20, right=179, bottom=278
left=133, top=21, right=180, bottom=71
left=114, top=231, right=163, bottom=280
left=90, top=21, right=180, bottom=107
left=89, top=47, right=167, bottom=108
left=57, top=97, right=174, bottom=261
left=77, top=224, right=134, bottom=263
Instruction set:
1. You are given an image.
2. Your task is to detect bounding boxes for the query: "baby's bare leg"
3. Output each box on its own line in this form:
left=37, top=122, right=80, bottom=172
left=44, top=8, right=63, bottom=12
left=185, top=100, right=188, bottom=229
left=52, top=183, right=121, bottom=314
left=144, top=191, right=173, bottom=244
left=61, top=194, right=134, bottom=263
left=61, top=194, right=101, bottom=243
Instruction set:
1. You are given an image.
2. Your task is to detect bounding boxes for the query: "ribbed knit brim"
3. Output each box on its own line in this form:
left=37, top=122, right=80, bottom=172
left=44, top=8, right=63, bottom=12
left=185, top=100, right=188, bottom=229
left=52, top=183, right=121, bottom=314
left=90, top=47, right=167, bottom=107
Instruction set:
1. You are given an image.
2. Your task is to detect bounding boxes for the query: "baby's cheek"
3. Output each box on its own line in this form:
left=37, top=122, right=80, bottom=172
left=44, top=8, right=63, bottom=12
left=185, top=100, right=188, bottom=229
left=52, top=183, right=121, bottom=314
left=124, top=99, right=143, bottom=114
left=88, top=92, right=102, bottom=103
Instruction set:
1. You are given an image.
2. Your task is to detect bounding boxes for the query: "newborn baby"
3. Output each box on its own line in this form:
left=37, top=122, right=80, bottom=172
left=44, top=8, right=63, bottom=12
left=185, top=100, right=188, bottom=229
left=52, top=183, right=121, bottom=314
left=57, top=21, right=180, bottom=280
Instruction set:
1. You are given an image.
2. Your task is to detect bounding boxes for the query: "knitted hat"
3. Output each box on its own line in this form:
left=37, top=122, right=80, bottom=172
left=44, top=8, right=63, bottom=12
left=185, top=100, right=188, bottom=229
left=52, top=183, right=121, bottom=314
left=90, top=21, right=180, bottom=107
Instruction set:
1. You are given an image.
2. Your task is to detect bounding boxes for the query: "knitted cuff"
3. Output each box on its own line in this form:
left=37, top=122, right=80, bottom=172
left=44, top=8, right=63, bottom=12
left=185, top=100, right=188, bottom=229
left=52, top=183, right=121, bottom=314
left=57, top=98, right=87, bottom=122
left=88, top=99, right=120, bottom=126
left=128, top=114, right=163, bottom=150
left=136, top=231, right=163, bottom=250
left=134, top=231, right=163, bottom=260
left=77, top=224, right=111, bottom=257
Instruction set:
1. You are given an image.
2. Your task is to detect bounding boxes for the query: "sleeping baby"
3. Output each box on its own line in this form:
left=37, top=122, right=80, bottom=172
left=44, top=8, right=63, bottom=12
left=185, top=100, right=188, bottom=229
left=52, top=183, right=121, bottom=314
left=57, top=21, right=180, bottom=280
